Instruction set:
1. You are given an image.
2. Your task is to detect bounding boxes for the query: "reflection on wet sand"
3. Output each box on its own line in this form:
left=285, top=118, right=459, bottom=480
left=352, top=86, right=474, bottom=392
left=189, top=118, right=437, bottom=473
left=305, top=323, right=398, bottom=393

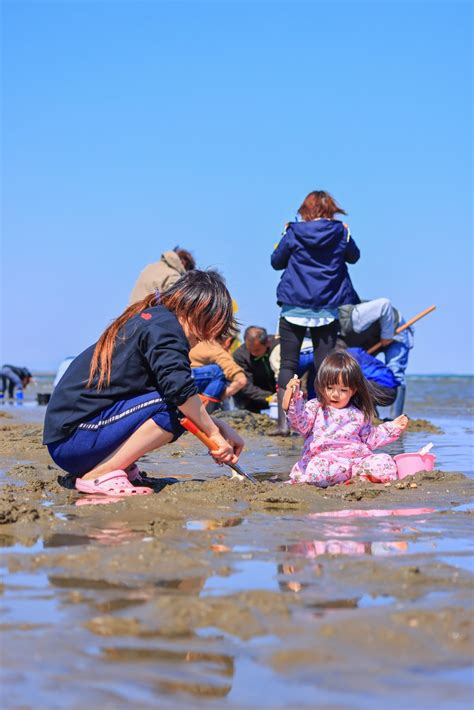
left=278, top=507, right=438, bottom=594
left=309, top=507, right=436, bottom=519
left=101, top=646, right=234, bottom=698
left=186, top=517, right=244, bottom=531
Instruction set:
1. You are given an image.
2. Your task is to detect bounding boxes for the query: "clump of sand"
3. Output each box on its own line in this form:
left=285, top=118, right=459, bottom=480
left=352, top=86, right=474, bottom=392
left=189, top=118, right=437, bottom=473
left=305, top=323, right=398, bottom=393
left=218, top=409, right=442, bottom=435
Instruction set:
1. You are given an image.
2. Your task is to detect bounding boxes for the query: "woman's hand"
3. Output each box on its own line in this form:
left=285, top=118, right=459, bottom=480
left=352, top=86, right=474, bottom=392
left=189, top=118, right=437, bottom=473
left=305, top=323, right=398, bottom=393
left=208, top=431, right=237, bottom=464
left=393, top=414, right=409, bottom=431
left=212, top=417, right=245, bottom=463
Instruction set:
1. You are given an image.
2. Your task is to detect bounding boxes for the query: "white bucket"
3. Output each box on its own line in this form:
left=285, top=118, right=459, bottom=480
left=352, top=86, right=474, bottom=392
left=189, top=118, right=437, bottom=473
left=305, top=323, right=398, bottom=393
left=266, top=401, right=278, bottom=420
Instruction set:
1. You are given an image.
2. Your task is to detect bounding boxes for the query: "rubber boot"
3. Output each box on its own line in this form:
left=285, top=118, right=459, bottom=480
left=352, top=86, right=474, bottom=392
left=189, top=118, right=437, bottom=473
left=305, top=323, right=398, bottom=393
left=268, top=388, right=290, bottom=436
left=389, top=385, right=406, bottom=419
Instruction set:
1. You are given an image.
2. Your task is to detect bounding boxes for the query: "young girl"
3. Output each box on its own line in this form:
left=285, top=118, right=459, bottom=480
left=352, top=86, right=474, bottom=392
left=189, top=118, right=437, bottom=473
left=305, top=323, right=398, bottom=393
left=43, top=270, right=244, bottom=496
left=285, top=351, right=408, bottom=487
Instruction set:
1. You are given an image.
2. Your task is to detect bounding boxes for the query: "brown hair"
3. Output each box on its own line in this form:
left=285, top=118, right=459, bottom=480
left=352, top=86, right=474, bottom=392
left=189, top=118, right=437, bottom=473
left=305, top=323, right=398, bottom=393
left=315, top=351, right=375, bottom=422
left=88, top=270, right=234, bottom=390
left=298, top=190, right=347, bottom=221
left=175, top=248, right=196, bottom=271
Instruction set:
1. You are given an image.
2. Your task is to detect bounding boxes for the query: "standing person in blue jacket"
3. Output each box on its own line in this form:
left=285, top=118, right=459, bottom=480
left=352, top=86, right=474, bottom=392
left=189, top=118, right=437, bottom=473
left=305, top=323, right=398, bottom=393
left=270, top=190, right=360, bottom=435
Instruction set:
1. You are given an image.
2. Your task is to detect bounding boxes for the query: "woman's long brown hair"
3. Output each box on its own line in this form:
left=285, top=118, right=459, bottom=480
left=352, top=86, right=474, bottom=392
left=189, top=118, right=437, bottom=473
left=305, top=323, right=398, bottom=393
left=298, top=190, right=347, bottom=221
left=87, top=270, right=235, bottom=390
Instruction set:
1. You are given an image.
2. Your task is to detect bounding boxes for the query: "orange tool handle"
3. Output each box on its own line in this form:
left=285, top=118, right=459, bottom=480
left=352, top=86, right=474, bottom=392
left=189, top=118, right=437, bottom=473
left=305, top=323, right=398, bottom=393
left=181, top=416, right=258, bottom=483
left=180, top=417, right=217, bottom=450
left=367, top=305, right=436, bottom=355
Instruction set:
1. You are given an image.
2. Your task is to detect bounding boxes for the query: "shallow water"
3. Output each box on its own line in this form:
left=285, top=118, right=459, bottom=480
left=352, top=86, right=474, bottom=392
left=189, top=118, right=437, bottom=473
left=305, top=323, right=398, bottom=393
left=0, top=376, right=473, bottom=709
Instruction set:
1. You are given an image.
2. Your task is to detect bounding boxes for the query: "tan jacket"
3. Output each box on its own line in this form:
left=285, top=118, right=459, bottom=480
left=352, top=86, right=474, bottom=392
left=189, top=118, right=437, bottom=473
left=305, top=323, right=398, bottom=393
left=129, top=251, right=186, bottom=304
left=189, top=341, right=244, bottom=382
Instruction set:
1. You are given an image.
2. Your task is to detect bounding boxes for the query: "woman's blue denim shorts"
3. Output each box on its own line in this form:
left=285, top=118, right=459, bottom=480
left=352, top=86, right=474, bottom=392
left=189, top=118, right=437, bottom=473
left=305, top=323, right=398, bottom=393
left=48, top=392, right=184, bottom=476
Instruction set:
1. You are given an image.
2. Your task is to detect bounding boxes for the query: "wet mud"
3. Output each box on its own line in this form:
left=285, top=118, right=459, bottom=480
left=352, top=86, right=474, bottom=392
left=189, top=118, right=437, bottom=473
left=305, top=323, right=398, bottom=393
left=0, top=413, right=472, bottom=709
left=218, top=409, right=444, bottom=435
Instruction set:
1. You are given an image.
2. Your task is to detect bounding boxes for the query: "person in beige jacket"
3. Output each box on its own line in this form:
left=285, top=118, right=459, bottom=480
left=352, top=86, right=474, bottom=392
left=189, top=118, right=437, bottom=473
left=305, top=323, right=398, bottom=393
left=129, top=248, right=195, bottom=305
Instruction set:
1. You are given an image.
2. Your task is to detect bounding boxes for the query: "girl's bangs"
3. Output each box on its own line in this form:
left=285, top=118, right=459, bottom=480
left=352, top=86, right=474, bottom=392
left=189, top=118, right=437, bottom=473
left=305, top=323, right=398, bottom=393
left=318, top=361, right=352, bottom=388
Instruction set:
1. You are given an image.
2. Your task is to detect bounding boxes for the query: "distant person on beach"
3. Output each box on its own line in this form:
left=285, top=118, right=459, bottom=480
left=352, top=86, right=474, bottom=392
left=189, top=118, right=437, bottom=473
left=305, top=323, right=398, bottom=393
left=338, top=298, right=414, bottom=417
left=0, top=365, right=32, bottom=401
left=232, top=327, right=277, bottom=413
left=43, top=271, right=244, bottom=497
left=270, top=190, right=360, bottom=434
left=189, top=330, right=247, bottom=412
left=285, top=351, right=408, bottom=487
left=129, top=247, right=196, bottom=305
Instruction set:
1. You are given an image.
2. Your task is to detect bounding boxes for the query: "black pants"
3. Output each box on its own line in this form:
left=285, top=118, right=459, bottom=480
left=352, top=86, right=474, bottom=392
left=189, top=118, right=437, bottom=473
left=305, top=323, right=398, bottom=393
left=277, top=318, right=339, bottom=391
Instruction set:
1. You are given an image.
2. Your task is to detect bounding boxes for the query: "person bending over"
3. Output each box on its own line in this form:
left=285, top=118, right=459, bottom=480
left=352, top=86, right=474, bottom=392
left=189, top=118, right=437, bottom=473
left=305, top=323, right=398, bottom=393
left=233, top=327, right=277, bottom=413
left=0, top=365, right=32, bottom=401
left=190, top=330, right=247, bottom=412
left=44, top=270, right=244, bottom=497
left=338, top=297, right=414, bottom=417
left=129, top=247, right=196, bottom=305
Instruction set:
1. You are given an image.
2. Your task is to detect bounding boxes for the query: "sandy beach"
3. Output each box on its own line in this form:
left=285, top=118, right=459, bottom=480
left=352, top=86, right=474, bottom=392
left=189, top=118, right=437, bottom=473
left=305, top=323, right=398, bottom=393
left=0, top=377, right=473, bottom=709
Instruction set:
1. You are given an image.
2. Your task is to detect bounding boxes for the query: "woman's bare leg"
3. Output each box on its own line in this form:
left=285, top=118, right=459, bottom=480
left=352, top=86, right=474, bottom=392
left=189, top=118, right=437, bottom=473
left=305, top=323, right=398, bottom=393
left=81, top=419, right=174, bottom=480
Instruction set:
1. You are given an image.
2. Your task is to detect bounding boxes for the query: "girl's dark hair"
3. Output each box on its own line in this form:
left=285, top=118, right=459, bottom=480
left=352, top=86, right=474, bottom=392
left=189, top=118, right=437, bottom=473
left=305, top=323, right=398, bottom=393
left=298, top=190, right=347, bottom=221
left=88, top=269, right=234, bottom=389
left=315, top=351, right=376, bottom=422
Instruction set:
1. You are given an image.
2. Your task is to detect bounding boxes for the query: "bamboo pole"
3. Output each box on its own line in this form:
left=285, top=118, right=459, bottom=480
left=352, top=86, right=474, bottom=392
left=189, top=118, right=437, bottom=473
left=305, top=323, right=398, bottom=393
left=367, top=305, right=436, bottom=354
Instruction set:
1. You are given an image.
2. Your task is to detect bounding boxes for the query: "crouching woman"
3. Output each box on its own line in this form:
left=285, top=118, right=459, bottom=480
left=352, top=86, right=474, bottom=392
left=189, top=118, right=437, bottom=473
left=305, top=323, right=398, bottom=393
left=43, top=270, right=244, bottom=496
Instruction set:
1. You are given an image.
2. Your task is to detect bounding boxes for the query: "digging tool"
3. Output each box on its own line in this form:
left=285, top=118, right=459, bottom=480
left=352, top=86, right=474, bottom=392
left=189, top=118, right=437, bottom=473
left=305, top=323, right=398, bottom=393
left=180, top=417, right=258, bottom=483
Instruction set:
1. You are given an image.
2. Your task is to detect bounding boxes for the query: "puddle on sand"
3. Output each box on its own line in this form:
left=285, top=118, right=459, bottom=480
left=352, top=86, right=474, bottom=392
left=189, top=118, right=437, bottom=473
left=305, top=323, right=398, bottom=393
left=203, top=559, right=281, bottom=596
left=0, top=569, right=65, bottom=626
left=452, top=502, right=473, bottom=513
left=186, top=516, right=244, bottom=531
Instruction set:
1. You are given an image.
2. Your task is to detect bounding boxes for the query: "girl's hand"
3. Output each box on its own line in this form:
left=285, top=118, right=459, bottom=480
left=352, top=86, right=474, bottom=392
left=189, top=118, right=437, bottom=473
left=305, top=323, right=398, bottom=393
left=393, top=414, right=409, bottom=431
left=213, top=418, right=245, bottom=462
left=282, top=376, right=301, bottom=412
left=287, top=377, right=301, bottom=396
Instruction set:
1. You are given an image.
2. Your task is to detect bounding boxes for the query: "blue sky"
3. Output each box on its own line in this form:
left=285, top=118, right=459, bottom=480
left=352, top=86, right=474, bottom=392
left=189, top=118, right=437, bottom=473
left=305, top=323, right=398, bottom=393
left=1, top=0, right=472, bottom=374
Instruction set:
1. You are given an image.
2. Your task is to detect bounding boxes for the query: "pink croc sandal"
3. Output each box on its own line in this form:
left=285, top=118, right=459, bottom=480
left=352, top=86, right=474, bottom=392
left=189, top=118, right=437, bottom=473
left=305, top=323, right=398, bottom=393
left=75, top=470, right=153, bottom=496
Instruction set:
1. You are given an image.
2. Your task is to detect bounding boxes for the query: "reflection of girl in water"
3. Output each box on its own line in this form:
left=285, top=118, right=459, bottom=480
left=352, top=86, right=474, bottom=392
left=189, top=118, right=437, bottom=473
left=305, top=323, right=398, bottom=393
left=286, top=351, right=408, bottom=487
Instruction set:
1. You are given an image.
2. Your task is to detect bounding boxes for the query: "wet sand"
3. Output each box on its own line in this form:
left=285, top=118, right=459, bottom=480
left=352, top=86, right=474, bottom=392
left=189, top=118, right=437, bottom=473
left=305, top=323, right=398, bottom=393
left=0, top=408, right=473, bottom=709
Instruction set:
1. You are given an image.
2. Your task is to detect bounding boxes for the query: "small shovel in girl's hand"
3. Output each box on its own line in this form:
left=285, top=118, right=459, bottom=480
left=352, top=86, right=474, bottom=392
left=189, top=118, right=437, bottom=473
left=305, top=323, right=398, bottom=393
left=180, top=417, right=258, bottom=483
left=282, top=375, right=300, bottom=412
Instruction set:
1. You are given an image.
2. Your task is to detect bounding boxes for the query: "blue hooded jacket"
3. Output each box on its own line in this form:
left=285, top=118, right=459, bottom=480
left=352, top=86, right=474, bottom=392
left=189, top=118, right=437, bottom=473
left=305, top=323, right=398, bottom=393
left=348, top=347, right=401, bottom=388
left=271, top=219, right=360, bottom=309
